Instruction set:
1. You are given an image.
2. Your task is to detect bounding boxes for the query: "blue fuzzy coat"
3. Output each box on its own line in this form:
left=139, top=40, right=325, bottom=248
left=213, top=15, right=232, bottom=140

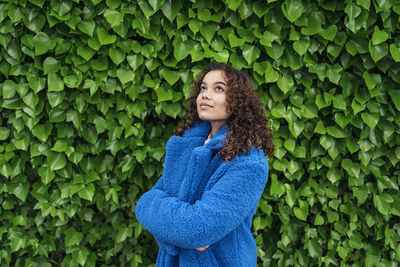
left=135, top=120, right=269, bottom=266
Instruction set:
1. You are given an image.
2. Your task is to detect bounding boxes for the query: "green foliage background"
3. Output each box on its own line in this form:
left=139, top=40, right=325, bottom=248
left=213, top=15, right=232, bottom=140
left=1, top=0, right=400, bottom=266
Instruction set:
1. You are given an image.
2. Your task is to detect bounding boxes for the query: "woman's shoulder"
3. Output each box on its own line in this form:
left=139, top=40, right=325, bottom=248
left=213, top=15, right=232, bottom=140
left=225, top=146, right=268, bottom=171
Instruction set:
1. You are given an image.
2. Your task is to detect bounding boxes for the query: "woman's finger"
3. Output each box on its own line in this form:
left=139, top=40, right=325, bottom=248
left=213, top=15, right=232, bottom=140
left=195, top=245, right=210, bottom=252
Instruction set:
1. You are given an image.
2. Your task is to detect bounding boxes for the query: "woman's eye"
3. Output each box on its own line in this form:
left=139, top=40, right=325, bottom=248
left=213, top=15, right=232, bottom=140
left=216, top=86, right=224, bottom=92
left=200, top=86, right=206, bottom=91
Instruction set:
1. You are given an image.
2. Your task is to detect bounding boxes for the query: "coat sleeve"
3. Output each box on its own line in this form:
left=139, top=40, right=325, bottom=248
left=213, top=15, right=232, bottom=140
left=141, top=173, right=180, bottom=255
left=135, top=159, right=269, bottom=249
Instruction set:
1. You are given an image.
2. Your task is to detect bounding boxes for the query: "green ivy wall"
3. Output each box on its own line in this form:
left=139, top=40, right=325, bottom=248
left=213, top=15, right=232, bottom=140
left=0, top=0, right=400, bottom=266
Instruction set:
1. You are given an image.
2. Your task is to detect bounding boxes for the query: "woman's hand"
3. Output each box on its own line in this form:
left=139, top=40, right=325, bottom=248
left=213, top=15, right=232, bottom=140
left=195, top=245, right=209, bottom=252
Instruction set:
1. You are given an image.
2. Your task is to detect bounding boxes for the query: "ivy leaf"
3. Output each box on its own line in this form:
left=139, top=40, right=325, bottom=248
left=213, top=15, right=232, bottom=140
left=97, top=27, right=117, bottom=45
left=104, top=9, right=123, bottom=27
left=148, top=0, right=165, bottom=11
left=389, top=43, right=400, bottom=62
left=72, top=246, right=89, bottom=266
left=64, top=228, right=83, bottom=247
left=356, top=0, right=370, bottom=10
left=116, top=226, right=133, bottom=243
left=155, top=87, right=173, bottom=102
left=373, top=194, right=391, bottom=216
left=160, top=0, right=182, bottom=22
left=117, top=68, right=135, bottom=85
left=28, top=0, right=45, bottom=7
left=327, top=126, right=346, bottom=138
left=139, top=0, right=155, bottom=19
left=238, top=0, right=253, bottom=20
left=327, top=168, right=341, bottom=183
left=371, top=26, right=388, bottom=45
left=173, top=38, right=191, bottom=61
left=32, top=122, right=53, bottom=142
left=293, top=38, right=310, bottom=56
left=260, top=30, right=280, bottom=47
left=388, top=90, right=400, bottom=110
left=342, top=159, right=360, bottom=177
left=213, top=50, right=229, bottom=63
left=362, top=71, right=381, bottom=90
left=271, top=103, right=290, bottom=120
left=91, top=55, right=108, bottom=71
left=369, top=41, right=388, bottom=62
left=0, top=164, right=12, bottom=179
left=132, top=17, right=150, bottom=34
left=265, top=64, right=279, bottom=83
left=320, top=25, right=337, bottom=41
left=160, top=69, right=179, bottom=85
left=334, top=113, right=352, bottom=128
left=289, top=120, right=304, bottom=138
left=365, top=252, right=380, bottom=267
left=12, top=183, right=29, bottom=202
left=48, top=73, right=64, bottom=92
left=314, top=214, right=324, bottom=225
left=43, top=57, right=61, bottom=74
left=82, top=126, right=97, bottom=144
left=162, top=102, right=181, bottom=118
left=265, top=43, right=284, bottom=60
left=109, top=47, right=126, bottom=65
left=344, top=2, right=361, bottom=21
left=38, top=165, right=55, bottom=185
left=127, top=54, right=144, bottom=71
left=332, top=95, right=347, bottom=110
left=361, top=112, right=379, bottom=129
left=226, top=0, right=243, bottom=11
left=285, top=185, right=297, bottom=207
left=253, top=216, right=269, bottom=231
left=7, top=39, right=22, bottom=62
left=228, top=33, right=245, bottom=47
left=77, top=46, right=96, bottom=61
left=78, top=20, right=96, bottom=37
left=51, top=140, right=69, bottom=152
left=33, top=32, right=51, bottom=55
left=2, top=80, right=16, bottom=99
left=281, top=0, right=304, bottom=23
left=0, top=127, right=11, bottom=140
left=252, top=1, right=269, bottom=18
left=277, top=75, right=294, bottom=94
left=188, top=19, right=202, bottom=34
left=47, top=91, right=65, bottom=108
left=270, top=174, right=285, bottom=196
left=78, top=183, right=95, bottom=202
left=28, top=75, right=46, bottom=94
left=47, top=151, right=67, bottom=171
left=242, top=45, right=260, bottom=65
left=199, top=22, right=217, bottom=44
left=294, top=199, right=308, bottom=221
left=301, top=12, right=323, bottom=35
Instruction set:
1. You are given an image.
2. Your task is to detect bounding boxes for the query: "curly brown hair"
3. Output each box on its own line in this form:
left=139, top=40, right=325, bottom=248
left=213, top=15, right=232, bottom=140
left=174, top=63, right=275, bottom=161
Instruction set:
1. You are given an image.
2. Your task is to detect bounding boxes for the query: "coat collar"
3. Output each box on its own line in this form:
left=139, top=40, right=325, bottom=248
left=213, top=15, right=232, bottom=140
left=183, top=120, right=230, bottom=150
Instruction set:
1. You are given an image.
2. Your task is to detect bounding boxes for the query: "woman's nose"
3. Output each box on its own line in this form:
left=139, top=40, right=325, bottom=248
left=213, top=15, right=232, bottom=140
left=201, top=90, right=210, bottom=99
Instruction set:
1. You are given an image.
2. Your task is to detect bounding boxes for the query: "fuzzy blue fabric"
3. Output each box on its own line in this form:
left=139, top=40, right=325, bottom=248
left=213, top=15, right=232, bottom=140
left=135, top=120, right=269, bottom=266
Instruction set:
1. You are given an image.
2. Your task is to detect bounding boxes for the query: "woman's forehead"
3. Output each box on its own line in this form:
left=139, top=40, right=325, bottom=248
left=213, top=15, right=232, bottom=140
left=202, top=70, right=226, bottom=83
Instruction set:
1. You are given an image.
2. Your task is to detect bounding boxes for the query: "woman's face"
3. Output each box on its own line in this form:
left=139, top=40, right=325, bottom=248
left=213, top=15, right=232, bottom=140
left=196, top=70, right=231, bottom=123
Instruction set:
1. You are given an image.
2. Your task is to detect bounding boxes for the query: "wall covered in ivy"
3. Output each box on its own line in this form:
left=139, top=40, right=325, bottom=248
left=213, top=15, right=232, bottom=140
left=0, top=0, right=399, bottom=266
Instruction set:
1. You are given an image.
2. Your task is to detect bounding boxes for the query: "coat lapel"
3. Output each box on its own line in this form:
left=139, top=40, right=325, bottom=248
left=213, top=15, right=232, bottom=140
left=177, top=122, right=230, bottom=203
left=161, top=121, right=209, bottom=196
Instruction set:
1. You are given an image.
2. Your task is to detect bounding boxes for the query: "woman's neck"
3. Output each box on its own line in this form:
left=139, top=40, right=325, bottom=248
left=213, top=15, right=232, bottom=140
left=210, top=120, right=226, bottom=138
left=207, top=132, right=213, bottom=140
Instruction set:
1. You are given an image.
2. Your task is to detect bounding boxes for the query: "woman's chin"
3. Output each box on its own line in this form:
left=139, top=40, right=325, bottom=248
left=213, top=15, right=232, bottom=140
left=198, top=116, right=214, bottom=121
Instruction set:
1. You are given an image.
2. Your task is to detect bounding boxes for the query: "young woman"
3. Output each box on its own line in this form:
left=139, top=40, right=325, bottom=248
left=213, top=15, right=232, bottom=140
left=135, top=63, right=274, bottom=266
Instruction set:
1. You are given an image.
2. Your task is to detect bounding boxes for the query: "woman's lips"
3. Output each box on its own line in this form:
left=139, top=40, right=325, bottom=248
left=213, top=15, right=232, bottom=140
left=200, top=104, right=212, bottom=109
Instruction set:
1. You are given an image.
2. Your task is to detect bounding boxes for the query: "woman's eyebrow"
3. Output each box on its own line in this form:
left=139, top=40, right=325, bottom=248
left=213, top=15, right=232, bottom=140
left=201, top=81, right=227, bottom=86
